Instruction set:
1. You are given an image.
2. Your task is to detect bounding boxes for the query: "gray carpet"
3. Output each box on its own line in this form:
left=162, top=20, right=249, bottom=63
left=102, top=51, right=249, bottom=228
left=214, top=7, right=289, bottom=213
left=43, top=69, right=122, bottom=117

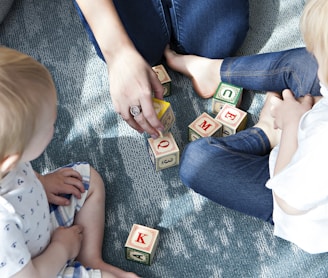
left=1, top=0, right=327, bottom=277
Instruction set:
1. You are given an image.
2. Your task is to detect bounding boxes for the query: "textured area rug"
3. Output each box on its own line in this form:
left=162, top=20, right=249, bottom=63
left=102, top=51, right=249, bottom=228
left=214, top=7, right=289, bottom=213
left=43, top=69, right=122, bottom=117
left=1, top=0, right=328, bottom=277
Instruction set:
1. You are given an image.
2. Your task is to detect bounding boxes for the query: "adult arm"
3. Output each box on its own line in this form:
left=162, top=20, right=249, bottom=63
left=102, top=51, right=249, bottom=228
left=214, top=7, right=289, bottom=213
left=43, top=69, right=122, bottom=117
left=75, top=0, right=164, bottom=138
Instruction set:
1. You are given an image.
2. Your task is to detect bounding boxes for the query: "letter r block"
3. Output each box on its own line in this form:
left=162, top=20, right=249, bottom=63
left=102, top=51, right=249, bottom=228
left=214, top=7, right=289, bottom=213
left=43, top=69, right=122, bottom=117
left=152, top=64, right=172, bottom=97
left=211, top=82, right=243, bottom=114
left=125, top=224, right=160, bottom=265
left=147, top=132, right=180, bottom=171
left=188, top=112, right=222, bottom=141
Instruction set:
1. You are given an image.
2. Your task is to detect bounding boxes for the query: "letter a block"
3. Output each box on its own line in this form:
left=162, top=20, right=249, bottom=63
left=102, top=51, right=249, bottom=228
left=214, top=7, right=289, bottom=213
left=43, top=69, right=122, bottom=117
left=215, top=104, right=247, bottom=137
left=212, top=82, right=243, bottom=114
left=147, top=132, right=179, bottom=171
left=152, top=64, right=172, bottom=97
left=125, top=224, right=160, bottom=265
left=153, top=98, right=175, bottom=133
left=188, top=112, right=222, bottom=141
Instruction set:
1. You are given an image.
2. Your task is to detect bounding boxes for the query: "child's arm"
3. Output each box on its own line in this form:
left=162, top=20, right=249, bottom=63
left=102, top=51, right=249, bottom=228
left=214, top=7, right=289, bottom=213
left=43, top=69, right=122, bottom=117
left=270, top=90, right=314, bottom=214
left=11, top=225, right=83, bottom=278
left=35, top=168, right=85, bottom=206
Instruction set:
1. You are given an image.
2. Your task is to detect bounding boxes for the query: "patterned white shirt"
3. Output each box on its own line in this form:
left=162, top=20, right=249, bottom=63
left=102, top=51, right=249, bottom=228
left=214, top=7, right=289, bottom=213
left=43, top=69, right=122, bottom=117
left=0, top=162, right=51, bottom=277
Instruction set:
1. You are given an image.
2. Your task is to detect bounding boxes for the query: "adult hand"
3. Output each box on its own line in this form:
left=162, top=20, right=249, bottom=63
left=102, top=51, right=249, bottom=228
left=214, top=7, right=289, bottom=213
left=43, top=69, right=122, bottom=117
left=270, top=89, right=314, bottom=130
left=38, top=168, right=85, bottom=206
left=108, top=46, right=165, bottom=138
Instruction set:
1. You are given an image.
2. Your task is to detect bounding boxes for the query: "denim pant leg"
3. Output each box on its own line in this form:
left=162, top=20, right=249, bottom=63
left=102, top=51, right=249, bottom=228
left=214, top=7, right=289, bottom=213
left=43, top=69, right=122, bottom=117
left=179, top=127, right=273, bottom=222
left=221, top=47, right=321, bottom=97
left=73, top=0, right=171, bottom=65
left=169, top=0, right=249, bottom=58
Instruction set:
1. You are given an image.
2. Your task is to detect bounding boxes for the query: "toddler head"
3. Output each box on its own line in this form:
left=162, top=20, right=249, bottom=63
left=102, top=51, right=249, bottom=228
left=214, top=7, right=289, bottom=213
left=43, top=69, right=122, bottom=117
left=0, top=47, right=57, bottom=177
left=301, top=0, right=328, bottom=86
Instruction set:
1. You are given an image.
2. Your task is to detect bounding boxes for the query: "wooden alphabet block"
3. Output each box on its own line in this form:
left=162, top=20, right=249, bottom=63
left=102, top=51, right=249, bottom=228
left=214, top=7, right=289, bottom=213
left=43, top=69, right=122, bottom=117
left=147, top=132, right=179, bottom=171
left=152, top=64, right=172, bottom=97
left=215, top=104, right=247, bottom=137
left=188, top=112, right=222, bottom=141
left=125, top=224, right=160, bottom=265
left=153, top=98, right=175, bottom=133
left=212, top=82, right=243, bottom=114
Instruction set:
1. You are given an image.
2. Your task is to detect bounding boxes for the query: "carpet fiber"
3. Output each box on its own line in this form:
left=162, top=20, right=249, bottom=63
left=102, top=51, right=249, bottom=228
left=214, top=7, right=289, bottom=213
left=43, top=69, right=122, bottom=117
left=1, top=0, right=327, bottom=277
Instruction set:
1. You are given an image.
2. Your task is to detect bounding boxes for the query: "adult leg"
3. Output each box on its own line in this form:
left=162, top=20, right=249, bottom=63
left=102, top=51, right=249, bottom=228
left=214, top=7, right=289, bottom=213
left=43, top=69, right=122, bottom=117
left=180, top=129, right=273, bottom=222
left=169, top=0, right=249, bottom=58
left=179, top=93, right=281, bottom=222
left=222, top=47, right=320, bottom=98
left=165, top=47, right=320, bottom=98
left=73, top=0, right=171, bottom=65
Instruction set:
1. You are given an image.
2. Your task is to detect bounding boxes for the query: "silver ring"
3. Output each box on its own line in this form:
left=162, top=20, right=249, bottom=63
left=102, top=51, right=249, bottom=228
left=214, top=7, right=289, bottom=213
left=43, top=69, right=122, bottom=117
left=129, top=105, right=142, bottom=117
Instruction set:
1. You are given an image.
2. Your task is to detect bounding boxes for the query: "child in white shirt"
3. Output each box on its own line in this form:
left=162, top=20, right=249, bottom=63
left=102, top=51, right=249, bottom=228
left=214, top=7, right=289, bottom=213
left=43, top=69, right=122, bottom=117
left=0, top=47, right=139, bottom=277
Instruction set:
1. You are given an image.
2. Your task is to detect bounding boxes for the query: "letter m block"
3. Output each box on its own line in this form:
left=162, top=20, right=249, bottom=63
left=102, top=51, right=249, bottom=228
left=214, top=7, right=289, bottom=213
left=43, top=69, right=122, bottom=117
left=188, top=112, right=222, bottom=141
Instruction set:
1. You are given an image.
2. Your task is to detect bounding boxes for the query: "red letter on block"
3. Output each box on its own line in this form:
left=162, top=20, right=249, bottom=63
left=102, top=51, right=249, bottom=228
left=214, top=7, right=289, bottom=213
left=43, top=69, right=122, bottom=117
left=199, top=120, right=212, bottom=131
left=135, top=232, right=148, bottom=244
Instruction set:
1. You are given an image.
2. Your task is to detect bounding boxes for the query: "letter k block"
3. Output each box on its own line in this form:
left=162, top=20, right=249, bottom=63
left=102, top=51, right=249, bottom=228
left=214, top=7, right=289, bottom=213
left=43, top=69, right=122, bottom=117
left=125, top=224, right=160, bottom=265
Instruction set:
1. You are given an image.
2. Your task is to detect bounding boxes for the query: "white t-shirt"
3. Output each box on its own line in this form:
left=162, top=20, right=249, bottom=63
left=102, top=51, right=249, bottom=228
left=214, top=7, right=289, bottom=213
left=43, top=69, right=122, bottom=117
left=266, top=84, right=328, bottom=254
left=0, top=162, right=52, bottom=277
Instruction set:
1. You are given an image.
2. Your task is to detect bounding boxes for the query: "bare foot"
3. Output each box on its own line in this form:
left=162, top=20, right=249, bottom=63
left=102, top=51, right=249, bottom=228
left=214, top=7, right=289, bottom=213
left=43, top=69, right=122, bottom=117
left=164, top=46, right=222, bottom=98
left=254, top=92, right=282, bottom=148
left=86, top=259, right=140, bottom=278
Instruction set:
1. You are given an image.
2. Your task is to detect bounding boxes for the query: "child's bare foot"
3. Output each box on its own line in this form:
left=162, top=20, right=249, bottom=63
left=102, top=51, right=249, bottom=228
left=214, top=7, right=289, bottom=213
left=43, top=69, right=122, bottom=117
left=254, top=92, right=282, bottom=148
left=86, top=259, right=140, bottom=278
left=164, top=46, right=222, bottom=98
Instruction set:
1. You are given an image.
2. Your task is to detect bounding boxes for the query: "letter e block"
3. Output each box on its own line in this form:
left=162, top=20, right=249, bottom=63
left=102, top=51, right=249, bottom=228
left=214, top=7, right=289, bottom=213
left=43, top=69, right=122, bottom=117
left=212, top=82, right=243, bottom=114
left=125, top=224, right=160, bottom=265
left=147, top=132, right=179, bottom=171
left=215, top=104, right=247, bottom=136
left=152, top=64, right=172, bottom=97
left=153, top=98, right=175, bottom=133
left=188, top=112, right=222, bottom=141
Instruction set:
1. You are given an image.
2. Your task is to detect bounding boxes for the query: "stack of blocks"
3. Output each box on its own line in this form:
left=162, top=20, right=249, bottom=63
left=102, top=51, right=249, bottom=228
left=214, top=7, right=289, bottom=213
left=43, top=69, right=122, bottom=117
left=125, top=224, right=160, bottom=265
left=147, top=65, right=180, bottom=171
left=188, top=82, right=247, bottom=141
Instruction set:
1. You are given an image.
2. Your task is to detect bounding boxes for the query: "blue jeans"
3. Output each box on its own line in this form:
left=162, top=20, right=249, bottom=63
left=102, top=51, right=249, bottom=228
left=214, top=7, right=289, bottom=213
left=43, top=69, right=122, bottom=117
left=180, top=48, right=320, bottom=223
left=73, top=0, right=249, bottom=65
left=180, top=127, right=274, bottom=222
left=221, top=47, right=320, bottom=97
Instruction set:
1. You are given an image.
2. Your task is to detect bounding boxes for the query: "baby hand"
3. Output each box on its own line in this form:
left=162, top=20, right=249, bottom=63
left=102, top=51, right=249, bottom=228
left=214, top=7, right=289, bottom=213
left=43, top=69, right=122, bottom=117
left=38, top=167, right=85, bottom=206
left=51, top=225, right=83, bottom=260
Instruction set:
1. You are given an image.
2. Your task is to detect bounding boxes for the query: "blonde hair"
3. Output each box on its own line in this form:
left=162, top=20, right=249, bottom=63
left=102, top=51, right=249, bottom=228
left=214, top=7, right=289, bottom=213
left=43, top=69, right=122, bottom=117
left=301, top=0, right=328, bottom=84
left=0, top=47, right=55, bottom=163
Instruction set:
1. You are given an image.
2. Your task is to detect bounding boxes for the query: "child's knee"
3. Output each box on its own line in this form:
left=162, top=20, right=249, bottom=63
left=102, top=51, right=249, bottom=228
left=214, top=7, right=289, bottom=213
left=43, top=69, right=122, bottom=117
left=89, top=166, right=105, bottom=194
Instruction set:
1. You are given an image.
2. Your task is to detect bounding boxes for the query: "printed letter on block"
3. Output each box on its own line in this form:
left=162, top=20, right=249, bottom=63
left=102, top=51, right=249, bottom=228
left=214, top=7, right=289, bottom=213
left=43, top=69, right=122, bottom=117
left=215, top=104, right=247, bottom=136
left=153, top=98, right=175, bottom=133
left=148, top=132, right=180, bottom=171
left=152, top=64, right=172, bottom=97
left=212, top=82, right=243, bottom=114
left=125, top=224, right=160, bottom=265
left=188, top=112, right=222, bottom=141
